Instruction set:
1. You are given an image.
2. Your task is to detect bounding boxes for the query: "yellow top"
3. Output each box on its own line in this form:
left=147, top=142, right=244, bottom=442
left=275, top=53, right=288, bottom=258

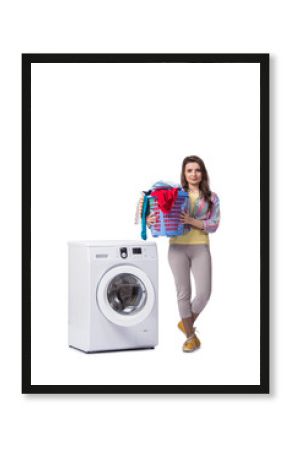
left=169, top=191, right=209, bottom=245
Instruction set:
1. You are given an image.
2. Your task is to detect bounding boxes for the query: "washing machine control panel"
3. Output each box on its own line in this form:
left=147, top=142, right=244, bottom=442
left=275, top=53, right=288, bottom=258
left=118, top=246, right=153, bottom=259
left=90, top=243, right=157, bottom=261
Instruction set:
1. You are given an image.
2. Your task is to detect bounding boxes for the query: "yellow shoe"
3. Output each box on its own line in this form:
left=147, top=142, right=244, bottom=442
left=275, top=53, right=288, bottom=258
left=182, top=332, right=201, bottom=353
left=178, top=321, right=195, bottom=336
left=177, top=321, right=186, bottom=335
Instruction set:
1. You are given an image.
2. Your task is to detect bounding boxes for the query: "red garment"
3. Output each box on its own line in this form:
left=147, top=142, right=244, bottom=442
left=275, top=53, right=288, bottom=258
left=151, top=188, right=179, bottom=213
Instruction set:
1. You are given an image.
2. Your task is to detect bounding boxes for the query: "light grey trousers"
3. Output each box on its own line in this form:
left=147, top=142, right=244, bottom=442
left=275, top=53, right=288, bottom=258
left=168, top=244, right=212, bottom=319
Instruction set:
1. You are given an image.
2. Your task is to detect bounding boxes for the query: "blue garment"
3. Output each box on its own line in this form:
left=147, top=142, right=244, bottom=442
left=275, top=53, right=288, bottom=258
left=141, top=195, right=150, bottom=240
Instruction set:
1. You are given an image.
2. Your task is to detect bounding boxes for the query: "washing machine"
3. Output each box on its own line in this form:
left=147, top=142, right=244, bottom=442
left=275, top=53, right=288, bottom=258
left=68, top=240, right=158, bottom=352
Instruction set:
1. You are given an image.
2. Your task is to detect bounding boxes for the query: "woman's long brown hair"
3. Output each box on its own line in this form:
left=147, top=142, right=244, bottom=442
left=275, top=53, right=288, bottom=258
left=181, top=155, right=213, bottom=212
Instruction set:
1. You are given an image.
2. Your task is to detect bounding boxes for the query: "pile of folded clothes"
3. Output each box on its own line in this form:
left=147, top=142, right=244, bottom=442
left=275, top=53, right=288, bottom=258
left=135, top=181, right=190, bottom=240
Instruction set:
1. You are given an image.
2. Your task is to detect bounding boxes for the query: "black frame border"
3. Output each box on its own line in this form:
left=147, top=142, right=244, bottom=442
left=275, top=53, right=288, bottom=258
left=22, top=53, right=269, bottom=394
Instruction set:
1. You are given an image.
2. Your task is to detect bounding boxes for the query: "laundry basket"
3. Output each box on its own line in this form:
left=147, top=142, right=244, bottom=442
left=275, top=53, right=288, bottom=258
left=148, top=190, right=189, bottom=237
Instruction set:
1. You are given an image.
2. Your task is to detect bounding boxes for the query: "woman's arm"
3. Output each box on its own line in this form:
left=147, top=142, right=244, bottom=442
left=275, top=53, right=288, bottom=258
left=180, top=193, right=220, bottom=233
left=146, top=212, right=156, bottom=227
left=189, top=217, right=205, bottom=230
left=180, top=213, right=204, bottom=230
left=203, top=194, right=220, bottom=233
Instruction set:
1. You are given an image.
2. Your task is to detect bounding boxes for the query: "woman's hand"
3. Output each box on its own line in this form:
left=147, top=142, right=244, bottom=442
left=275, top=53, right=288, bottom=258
left=146, top=212, right=156, bottom=227
left=180, top=212, right=205, bottom=230
left=180, top=211, right=193, bottom=225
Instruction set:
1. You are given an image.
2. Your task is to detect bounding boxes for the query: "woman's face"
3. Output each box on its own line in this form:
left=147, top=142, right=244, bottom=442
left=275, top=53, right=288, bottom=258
left=184, top=162, right=202, bottom=187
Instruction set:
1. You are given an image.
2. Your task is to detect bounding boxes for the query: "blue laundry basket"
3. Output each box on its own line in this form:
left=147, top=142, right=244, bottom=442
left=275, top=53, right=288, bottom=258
left=148, top=190, right=190, bottom=237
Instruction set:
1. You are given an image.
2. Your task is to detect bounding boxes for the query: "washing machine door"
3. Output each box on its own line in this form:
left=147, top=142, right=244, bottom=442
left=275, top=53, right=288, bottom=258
left=97, top=265, right=155, bottom=327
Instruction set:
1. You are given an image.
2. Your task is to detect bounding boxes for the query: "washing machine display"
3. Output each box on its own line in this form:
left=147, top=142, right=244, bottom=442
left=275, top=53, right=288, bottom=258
left=107, top=273, right=147, bottom=315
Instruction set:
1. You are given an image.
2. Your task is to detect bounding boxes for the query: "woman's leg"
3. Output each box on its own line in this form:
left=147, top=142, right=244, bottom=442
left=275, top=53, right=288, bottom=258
left=168, top=245, right=194, bottom=337
left=189, top=245, right=212, bottom=316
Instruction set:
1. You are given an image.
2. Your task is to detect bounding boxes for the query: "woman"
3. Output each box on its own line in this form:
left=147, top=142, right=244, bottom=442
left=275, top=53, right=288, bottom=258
left=147, top=156, right=220, bottom=352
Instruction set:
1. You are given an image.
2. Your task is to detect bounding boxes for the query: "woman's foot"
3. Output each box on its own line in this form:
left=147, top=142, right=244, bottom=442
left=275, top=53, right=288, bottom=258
left=178, top=313, right=199, bottom=336
left=182, top=329, right=201, bottom=352
left=177, top=320, right=186, bottom=334
left=179, top=316, right=194, bottom=337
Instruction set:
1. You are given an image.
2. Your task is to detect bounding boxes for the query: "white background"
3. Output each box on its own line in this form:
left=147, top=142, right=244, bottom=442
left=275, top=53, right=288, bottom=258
left=31, top=62, right=260, bottom=386
left=0, top=1, right=287, bottom=449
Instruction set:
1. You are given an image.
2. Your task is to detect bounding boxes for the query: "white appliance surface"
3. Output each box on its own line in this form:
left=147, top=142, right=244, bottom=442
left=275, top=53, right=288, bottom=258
left=68, top=240, right=158, bottom=352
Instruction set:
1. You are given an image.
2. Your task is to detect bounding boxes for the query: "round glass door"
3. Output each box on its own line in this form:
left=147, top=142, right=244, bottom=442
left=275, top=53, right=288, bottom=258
left=107, top=273, right=147, bottom=315
left=97, top=265, right=155, bottom=327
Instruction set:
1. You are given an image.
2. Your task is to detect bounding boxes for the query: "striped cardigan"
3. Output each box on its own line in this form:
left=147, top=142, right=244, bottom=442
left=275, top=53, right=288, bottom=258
left=191, top=192, right=220, bottom=233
